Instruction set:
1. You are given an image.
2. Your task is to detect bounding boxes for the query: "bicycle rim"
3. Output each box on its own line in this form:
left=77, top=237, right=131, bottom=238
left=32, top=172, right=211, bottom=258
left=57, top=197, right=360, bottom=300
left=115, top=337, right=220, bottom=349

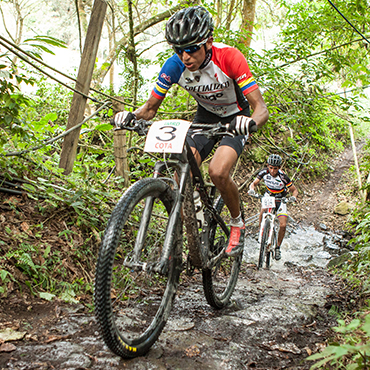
left=202, top=195, right=241, bottom=309
left=94, top=178, right=182, bottom=358
left=258, top=218, right=270, bottom=270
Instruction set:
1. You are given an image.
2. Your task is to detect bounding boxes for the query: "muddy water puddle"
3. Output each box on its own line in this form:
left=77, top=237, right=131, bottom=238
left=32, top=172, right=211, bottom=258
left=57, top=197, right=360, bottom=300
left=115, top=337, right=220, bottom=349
left=3, top=224, right=342, bottom=369
left=244, top=223, right=349, bottom=269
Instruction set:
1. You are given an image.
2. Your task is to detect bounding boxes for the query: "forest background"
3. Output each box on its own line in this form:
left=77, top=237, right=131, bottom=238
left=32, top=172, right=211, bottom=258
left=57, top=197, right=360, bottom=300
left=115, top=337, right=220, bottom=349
left=1, top=0, right=370, bottom=367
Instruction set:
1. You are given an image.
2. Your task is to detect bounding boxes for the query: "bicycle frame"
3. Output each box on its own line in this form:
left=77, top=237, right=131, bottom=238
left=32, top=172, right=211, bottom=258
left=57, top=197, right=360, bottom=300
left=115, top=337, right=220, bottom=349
left=131, top=139, right=230, bottom=274
left=256, top=194, right=289, bottom=260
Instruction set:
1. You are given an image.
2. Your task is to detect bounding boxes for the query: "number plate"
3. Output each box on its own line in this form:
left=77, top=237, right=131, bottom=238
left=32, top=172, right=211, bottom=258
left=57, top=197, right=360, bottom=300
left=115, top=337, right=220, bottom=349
left=144, top=120, right=192, bottom=154
left=262, top=196, right=275, bottom=209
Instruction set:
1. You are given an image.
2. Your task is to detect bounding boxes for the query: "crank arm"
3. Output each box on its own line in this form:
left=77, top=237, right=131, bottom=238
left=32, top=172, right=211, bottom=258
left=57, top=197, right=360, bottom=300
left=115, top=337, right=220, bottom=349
left=206, top=248, right=226, bottom=269
left=123, top=258, right=153, bottom=272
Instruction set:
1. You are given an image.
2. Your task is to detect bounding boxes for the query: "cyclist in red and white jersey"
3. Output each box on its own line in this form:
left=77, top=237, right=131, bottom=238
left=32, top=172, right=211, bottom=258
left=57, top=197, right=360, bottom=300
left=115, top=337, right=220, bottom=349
left=248, top=154, right=298, bottom=260
left=115, top=6, right=269, bottom=257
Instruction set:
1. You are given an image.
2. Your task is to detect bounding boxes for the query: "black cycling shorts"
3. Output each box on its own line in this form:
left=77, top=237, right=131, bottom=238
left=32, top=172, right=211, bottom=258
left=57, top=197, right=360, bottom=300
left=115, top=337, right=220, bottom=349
left=187, top=104, right=251, bottom=162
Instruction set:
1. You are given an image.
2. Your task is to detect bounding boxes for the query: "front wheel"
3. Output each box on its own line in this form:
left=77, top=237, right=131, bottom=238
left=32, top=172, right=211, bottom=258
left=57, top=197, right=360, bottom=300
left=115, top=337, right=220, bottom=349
left=258, top=218, right=270, bottom=270
left=202, top=195, right=242, bottom=309
left=94, top=178, right=182, bottom=358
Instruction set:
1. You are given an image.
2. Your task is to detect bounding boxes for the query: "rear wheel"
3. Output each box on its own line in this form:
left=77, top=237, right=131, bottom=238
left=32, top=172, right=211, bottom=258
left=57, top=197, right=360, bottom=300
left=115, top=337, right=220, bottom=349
left=202, top=195, right=242, bottom=309
left=94, top=178, right=182, bottom=358
left=258, top=218, right=270, bottom=270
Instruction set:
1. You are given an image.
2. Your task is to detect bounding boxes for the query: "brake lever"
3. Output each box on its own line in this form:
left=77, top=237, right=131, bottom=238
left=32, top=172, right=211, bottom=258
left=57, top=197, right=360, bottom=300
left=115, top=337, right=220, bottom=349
left=199, top=122, right=230, bottom=139
left=111, top=117, right=140, bottom=133
left=133, top=119, right=149, bottom=136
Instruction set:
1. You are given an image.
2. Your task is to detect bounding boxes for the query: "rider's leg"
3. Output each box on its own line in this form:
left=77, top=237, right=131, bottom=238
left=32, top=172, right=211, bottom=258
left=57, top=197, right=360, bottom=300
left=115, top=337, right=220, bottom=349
left=209, top=146, right=244, bottom=256
left=274, top=200, right=288, bottom=260
left=275, top=215, right=287, bottom=260
left=190, top=147, right=202, bottom=167
left=208, top=145, right=239, bottom=218
left=277, top=215, right=287, bottom=246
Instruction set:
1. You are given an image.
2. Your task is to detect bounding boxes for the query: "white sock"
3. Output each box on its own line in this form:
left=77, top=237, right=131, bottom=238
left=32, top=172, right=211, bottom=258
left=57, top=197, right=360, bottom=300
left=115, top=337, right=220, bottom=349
left=230, top=213, right=244, bottom=227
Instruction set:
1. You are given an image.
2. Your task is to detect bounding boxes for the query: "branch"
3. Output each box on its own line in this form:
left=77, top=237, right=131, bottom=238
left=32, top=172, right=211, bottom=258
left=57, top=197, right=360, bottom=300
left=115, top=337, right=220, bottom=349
left=0, top=6, right=16, bottom=43
left=259, top=36, right=370, bottom=77
left=75, top=0, right=83, bottom=55
left=4, top=101, right=111, bottom=157
left=94, top=0, right=198, bottom=85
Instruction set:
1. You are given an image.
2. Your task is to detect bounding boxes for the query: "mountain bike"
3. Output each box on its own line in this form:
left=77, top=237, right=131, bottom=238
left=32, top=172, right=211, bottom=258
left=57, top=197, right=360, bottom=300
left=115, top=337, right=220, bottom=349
left=94, top=118, right=256, bottom=358
left=249, top=193, right=292, bottom=269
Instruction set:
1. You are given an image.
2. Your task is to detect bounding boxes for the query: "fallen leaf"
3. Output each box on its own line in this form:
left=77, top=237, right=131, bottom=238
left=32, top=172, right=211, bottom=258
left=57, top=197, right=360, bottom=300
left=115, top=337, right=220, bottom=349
left=44, top=334, right=70, bottom=343
left=184, top=345, right=200, bottom=357
left=304, top=347, right=312, bottom=355
left=0, top=343, right=16, bottom=352
left=0, top=328, right=27, bottom=342
left=262, top=341, right=301, bottom=354
left=315, top=342, right=326, bottom=351
left=305, top=320, right=316, bottom=327
left=21, top=221, right=32, bottom=235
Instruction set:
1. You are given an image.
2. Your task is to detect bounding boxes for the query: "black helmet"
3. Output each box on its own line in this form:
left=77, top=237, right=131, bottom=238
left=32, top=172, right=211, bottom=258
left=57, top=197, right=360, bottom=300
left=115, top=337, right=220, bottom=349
left=165, top=6, right=214, bottom=47
left=267, top=154, right=282, bottom=167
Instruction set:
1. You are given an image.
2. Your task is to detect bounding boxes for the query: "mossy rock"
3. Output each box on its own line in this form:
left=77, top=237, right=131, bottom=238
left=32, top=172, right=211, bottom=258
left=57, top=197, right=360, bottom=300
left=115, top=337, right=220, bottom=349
left=327, top=252, right=357, bottom=268
left=334, top=202, right=354, bottom=215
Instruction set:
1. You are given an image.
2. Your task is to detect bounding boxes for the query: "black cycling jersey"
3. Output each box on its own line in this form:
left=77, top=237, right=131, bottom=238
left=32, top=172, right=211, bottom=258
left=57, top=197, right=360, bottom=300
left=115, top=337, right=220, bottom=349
left=257, top=168, right=293, bottom=199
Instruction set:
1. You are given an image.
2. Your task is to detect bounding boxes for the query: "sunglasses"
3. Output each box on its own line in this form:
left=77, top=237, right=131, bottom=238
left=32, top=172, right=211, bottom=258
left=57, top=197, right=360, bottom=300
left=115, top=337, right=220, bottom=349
left=173, top=38, right=208, bottom=55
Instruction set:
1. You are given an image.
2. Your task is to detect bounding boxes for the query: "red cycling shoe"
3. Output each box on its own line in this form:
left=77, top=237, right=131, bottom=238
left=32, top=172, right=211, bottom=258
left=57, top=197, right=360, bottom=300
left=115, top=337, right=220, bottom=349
left=225, top=224, right=245, bottom=257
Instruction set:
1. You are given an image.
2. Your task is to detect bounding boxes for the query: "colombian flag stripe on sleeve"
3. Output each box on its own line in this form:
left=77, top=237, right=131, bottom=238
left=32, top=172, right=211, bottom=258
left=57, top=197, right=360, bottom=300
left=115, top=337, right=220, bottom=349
left=151, top=83, right=167, bottom=100
left=238, top=77, right=257, bottom=95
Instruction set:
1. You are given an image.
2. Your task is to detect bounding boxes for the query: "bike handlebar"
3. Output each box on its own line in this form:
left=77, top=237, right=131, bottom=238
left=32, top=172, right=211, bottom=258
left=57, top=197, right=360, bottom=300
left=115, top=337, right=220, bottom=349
left=110, top=118, right=258, bottom=137
left=249, top=193, right=294, bottom=204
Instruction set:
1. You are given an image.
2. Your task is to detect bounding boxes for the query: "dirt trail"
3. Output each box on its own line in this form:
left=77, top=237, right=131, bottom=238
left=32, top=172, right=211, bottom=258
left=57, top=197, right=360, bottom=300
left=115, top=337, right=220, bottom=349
left=0, top=145, right=360, bottom=369
left=294, top=142, right=362, bottom=231
left=1, top=265, right=346, bottom=370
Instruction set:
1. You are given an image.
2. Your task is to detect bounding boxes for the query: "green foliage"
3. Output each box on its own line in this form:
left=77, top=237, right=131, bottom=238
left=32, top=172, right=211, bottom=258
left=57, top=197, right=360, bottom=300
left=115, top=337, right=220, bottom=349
left=0, top=269, right=15, bottom=296
left=0, top=65, right=35, bottom=145
left=31, top=77, right=73, bottom=123
left=307, top=314, right=370, bottom=369
left=22, top=35, right=67, bottom=59
left=348, top=141, right=370, bottom=252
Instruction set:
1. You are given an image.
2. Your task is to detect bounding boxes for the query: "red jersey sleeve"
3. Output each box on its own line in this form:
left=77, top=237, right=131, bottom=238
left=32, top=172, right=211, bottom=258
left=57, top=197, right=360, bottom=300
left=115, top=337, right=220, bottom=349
left=213, top=46, right=259, bottom=96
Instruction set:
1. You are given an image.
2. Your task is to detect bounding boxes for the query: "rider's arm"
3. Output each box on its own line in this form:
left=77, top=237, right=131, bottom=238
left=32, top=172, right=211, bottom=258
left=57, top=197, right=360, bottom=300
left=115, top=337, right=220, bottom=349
left=221, top=47, right=269, bottom=129
left=289, top=184, right=298, bottom=198
left=249, top=177, right=261, bottom=191
left=134, top=95, right=163, bottom=121
left=245, top=89, right=269, bottom=129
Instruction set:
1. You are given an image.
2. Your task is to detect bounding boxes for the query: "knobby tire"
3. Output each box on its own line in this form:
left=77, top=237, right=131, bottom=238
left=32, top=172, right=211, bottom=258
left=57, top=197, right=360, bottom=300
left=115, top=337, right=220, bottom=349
left=94, top=178, right=182, bottom=358
left=202, top=195, right=242, bottom=309
left=258, top=218, right=270, bottom=269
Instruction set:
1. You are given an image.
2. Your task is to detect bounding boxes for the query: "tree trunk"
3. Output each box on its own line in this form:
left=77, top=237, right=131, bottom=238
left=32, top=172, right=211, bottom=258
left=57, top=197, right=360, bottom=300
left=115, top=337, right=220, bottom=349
left=113, top=130, right=130, bottom=185
left=127, top=0, right=138, bottom=104
left=11, top=0, right=24, bottom=73
left=106, top=9, right=115, bottom=91
left=239, top=0, right=257, bottom=47
left=77, top=0, right=89, bottom=34
left=59, top=0, right=107, bottom=174
left=225, top=0, right=237, bottom=31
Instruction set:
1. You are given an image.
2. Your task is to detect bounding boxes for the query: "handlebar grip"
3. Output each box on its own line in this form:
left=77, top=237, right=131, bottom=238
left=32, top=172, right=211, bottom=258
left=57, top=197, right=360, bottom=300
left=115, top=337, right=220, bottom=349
left=249, top=123, right=258, bottom=133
